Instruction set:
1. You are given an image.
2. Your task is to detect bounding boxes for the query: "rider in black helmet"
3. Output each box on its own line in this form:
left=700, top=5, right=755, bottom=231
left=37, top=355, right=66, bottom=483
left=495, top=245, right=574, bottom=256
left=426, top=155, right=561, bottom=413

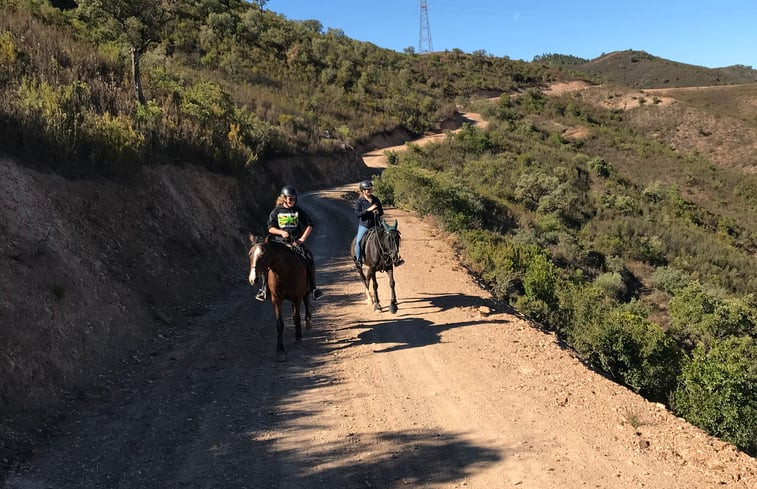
left=353, top=180, right=384, bottom=268
left=256, top=185, right=324, bottom=301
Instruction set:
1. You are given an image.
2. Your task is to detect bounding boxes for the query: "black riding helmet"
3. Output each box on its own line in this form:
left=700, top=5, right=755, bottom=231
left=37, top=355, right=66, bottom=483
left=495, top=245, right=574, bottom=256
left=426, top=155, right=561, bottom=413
left=359, top=180, right=373, bottom=190
left=280, top=185, right=298, bottom=197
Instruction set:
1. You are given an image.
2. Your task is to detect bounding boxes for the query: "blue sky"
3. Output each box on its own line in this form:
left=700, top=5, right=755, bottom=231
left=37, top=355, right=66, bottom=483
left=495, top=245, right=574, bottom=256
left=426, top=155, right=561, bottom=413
left=266, top=1, right=756, bottom=69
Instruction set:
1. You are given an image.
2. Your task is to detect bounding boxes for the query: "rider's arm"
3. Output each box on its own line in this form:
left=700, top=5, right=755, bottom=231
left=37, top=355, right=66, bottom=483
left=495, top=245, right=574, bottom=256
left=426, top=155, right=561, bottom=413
left=356, top=198, right=378, bottom=216
left=296, top=208, right=313, bottom=244
left=355, top=198, right=368, bottom=218
left=266, top=209, right=281, bottom=236
left=297, top=225, right=313, bottom=244
left=375, top=198, right=384, bottom=217
left=268, top=225, right=285, bottom=237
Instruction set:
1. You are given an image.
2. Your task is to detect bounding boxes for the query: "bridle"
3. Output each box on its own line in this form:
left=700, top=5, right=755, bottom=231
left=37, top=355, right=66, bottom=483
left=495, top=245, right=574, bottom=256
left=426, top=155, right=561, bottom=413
left=375, top=227, right=401, bottom=267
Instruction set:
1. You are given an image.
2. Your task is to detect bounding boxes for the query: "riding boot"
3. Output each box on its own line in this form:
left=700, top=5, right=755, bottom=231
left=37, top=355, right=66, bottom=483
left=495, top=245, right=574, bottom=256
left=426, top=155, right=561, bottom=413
left=255, top=273, right=267, bottom=301
left=308, top=262, right=323, bottom=301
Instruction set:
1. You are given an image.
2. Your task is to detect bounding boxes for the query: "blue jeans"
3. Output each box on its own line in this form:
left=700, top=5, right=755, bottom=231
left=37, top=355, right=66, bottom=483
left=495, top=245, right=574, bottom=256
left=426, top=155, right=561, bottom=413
left=355, top=224, right=370, bottom=262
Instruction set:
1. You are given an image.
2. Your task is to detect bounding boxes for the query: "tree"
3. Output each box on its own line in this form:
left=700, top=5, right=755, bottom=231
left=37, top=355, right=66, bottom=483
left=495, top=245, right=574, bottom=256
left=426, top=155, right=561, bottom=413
left=77, top=0, right=179, bottom=105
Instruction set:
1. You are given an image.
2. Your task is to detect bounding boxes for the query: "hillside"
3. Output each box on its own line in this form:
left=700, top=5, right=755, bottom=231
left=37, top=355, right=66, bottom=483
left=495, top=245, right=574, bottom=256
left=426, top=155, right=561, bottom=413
left=542, top=81, right=757, bottom=174
left=571, top=50, right=757, bottom=88
left=1, top=0, right=755, bottom=480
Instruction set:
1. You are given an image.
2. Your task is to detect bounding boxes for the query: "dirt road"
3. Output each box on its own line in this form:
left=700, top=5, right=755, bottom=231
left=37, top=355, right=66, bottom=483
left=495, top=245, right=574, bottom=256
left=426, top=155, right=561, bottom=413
left=3, top=127, right=754, bottom=488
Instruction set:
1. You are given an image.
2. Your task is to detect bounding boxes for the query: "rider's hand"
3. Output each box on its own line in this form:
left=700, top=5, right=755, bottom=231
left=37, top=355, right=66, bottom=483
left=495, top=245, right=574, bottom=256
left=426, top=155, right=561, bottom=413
left=280, top=230, right=290, bottom=239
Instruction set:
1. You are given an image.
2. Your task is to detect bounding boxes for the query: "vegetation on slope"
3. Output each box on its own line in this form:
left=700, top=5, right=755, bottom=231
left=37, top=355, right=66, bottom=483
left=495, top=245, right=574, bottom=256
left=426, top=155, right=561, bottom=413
left=572, top=50, right=757, bottom=88
left=376, top=90, right=757, bottom=454
left=0, top=0, right=554, bottom=177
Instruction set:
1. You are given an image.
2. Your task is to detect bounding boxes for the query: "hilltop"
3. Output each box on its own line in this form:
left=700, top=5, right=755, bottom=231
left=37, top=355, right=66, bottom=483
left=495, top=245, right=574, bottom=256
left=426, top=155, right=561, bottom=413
left=571, top=50, right=757, bottom=88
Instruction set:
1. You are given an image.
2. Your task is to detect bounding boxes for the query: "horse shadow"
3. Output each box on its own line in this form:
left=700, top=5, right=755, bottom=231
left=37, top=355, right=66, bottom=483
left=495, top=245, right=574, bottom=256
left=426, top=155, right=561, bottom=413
left=332, top=313, right=509, bottom=355
left=398, top=292, right=497, bottom=314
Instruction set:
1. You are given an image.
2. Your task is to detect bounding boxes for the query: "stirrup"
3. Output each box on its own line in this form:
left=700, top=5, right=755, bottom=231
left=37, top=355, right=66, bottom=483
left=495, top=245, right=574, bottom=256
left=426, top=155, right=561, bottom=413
left=255, top=289, right=267, bottom=302
left=355, top=258, right=362, bottom=268
left=312, top=288, right=324, bottom=301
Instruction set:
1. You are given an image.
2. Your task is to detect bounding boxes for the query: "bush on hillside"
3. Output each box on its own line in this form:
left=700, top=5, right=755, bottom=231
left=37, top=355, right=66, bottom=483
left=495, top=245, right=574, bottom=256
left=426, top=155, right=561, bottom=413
left=571, top=308, right=684, bottom=402
left=673, top=336, right=756, bottom=455
left=668, top=282, right=756, bottom=347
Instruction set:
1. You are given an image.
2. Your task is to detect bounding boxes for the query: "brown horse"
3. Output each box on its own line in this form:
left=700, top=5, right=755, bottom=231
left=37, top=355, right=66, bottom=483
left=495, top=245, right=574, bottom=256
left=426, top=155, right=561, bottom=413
left=350, top=220, right=402, bottom=313
left=248, top=234, right=312, bottom=361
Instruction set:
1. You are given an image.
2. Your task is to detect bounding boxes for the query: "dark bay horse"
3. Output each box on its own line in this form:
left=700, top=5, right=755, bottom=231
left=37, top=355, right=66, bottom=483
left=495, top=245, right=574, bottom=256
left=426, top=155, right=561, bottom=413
left=248, top=234, right=312, bottom=361
left=350, top=219, right=402, bottom=313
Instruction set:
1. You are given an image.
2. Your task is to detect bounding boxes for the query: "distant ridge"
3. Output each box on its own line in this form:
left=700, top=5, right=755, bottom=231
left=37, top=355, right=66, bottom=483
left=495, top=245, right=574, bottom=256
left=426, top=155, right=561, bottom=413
left=572, top=50, right=757, bottom=88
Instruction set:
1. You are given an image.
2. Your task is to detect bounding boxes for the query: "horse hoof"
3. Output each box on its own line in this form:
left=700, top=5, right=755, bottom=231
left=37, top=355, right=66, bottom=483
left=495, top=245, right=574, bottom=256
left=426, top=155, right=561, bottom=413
left=276, top=351, right=287, bottom=362
left=390, top=305, right=398, bottom=314
left=305, top=319, right=313, bottom=329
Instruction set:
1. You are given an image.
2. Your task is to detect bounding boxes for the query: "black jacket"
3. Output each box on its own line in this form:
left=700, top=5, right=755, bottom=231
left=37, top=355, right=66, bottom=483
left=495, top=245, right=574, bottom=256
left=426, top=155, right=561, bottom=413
left=355, top=196, right=383, bottom=228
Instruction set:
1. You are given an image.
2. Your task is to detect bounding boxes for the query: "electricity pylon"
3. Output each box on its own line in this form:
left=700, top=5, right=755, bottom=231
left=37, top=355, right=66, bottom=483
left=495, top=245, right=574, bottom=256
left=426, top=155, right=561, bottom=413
left=419, top=0, right=433, bottom=53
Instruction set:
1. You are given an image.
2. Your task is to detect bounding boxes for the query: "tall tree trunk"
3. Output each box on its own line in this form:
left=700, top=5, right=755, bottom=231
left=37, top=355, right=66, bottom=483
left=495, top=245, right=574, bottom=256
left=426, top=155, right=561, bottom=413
left=131, top=47, right=146, bottom=106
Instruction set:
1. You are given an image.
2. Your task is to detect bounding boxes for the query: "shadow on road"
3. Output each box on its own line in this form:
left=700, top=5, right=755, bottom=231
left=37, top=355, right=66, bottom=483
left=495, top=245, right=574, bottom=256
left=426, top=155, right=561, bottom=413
left=402, top=291, right=499, bottom=312
left=240, top=428, right=503, bottom=488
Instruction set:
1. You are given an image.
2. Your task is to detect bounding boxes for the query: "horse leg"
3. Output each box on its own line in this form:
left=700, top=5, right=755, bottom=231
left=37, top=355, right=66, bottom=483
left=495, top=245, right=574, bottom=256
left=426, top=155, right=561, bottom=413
left=387, top=267, right=398, bottom=314
left=303, top=293, right=312, bottom=330
left=273, top=300, right=287, bottom=362
left=293, top=300, right=303, bottom=342
left=356, top=266, right=373, bottom=303
left=370, top=268, right=381, bottom=312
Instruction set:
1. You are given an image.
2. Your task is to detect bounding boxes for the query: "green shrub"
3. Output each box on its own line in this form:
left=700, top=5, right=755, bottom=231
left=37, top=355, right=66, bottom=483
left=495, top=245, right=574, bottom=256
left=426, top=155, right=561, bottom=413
left=84, top=111, right=144, bottom=170
left=650, top=266, right=692, bottom=294
left=384, top=150, right=399, bottom=165
left=642, top=181, right=666, bottom=203
left=372, top=175, right=395, bottom=206
left=459, top=230, right=539, bottom=300
left=669, top=282, right=756, bottom=346
left=594, top=272, right=627, bottom=300
left=181, top=81, right=233, bottom=125
left=514, top=295, right=553, bottom=324
left=674, top=336, right=756, bottom=455
left=523, top=251, right=559, bottom=307
left=452, top=123, right=496, bottom=154
left=574, top=309, right=684, bottom=401
left=628, top=235, right=666, bottom=266
left=0, top=30, right=20, bottom=83
left=17, top=78, right=89, bottom=145
left=587, top=156, right=613, bottom=177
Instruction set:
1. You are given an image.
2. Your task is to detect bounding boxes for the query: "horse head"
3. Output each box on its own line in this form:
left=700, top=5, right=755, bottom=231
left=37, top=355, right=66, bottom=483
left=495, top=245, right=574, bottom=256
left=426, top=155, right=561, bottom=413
left=248, top=234, right=271, bottom=286
left=381, top=219, right=402, bottom=266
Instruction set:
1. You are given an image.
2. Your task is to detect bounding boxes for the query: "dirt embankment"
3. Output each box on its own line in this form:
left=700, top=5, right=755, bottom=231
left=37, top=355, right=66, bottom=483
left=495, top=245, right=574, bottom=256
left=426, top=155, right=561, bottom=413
left=0, top=147, right=372, bottom=463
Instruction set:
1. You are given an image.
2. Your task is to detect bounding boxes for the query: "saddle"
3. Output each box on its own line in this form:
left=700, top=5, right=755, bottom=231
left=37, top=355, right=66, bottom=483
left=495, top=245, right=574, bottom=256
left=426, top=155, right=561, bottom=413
left=271, top=237, right=313, bottom=268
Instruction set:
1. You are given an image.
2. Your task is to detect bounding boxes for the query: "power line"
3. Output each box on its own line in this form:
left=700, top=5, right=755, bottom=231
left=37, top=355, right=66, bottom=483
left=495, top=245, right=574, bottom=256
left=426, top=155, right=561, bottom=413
left=419, top=0, right=433, bottom=53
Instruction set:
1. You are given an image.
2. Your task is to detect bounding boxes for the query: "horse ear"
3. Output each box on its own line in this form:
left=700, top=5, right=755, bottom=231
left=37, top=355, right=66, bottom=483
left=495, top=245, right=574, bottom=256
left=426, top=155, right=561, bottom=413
left=382, top=219, right=398, bottom=231
left=249, top=234, right=256, bottom=243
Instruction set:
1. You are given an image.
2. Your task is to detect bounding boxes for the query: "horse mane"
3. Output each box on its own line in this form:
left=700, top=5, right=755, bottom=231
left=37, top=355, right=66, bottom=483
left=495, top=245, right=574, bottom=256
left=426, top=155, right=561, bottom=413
left=249, top=234, right=295, bottom=258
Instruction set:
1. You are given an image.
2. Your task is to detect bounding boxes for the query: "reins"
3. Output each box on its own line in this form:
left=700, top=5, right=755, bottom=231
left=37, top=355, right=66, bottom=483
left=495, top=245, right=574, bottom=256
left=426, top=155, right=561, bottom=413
left=250, top=238, right=305, bottom=271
